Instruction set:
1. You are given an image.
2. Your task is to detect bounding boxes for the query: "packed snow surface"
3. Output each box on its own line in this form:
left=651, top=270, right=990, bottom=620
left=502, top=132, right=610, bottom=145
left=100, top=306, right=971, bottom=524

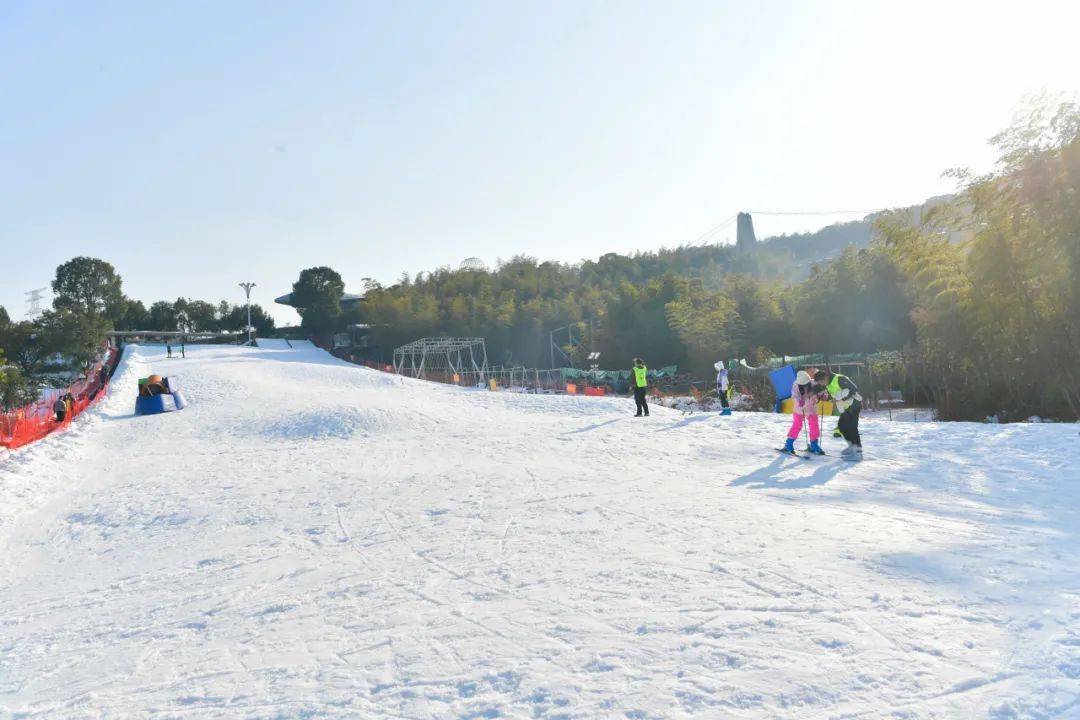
left=1, top=343, right=1078, bottom=718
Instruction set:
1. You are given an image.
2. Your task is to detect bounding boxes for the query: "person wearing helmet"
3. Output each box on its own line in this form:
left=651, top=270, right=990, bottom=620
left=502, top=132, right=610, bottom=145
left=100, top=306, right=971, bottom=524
left=781, top=370, right=826, bottom=455
left=714, top=361, right=732, bottom=416
left=815, top=369, right=863, bottom=460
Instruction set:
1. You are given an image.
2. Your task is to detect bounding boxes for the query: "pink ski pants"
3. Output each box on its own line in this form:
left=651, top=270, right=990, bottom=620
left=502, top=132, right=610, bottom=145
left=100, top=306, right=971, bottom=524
left=787, top=413, right=820, bottom=441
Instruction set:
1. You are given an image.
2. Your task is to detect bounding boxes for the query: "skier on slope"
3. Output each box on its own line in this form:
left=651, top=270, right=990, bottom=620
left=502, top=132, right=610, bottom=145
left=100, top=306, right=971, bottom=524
left=781, top=370, right=825, bottom=455
left=815, top=369, right=863, bottom=461
left=631, top=358, right=649, bottom=417
left=714, top=361, right=732, bottom=416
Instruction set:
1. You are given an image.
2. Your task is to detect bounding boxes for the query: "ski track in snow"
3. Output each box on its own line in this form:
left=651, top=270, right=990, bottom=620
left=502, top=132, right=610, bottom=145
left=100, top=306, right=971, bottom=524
left=0, top=342, right=1078, bottom=719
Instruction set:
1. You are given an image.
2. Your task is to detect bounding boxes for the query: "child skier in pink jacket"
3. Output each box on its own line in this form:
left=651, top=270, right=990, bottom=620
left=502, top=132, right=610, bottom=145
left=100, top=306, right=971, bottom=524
left=782, top=370, right=826, bottom=455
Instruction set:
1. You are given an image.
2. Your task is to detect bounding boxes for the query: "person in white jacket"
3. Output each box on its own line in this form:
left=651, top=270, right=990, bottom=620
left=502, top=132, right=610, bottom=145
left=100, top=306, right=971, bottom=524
left=714, top=361, right=732, bottom=416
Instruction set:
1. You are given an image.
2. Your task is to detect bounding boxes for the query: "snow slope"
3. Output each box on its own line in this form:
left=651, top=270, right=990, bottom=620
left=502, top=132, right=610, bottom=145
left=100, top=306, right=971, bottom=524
left=1, top=343, right=1078, bottom=719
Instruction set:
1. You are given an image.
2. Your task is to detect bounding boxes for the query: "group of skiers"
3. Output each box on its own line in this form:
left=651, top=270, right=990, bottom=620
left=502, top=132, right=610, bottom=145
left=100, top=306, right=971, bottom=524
left=783, top=368, right=863, bottom=461
left=628, top=359, right=864, bottom=461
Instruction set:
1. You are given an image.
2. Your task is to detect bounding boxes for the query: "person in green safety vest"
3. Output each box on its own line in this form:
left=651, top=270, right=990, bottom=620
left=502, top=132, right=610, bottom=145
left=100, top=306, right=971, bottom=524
left=815, top=369, right=864, bottom=460
left=631, top=357, right=650, bottom=417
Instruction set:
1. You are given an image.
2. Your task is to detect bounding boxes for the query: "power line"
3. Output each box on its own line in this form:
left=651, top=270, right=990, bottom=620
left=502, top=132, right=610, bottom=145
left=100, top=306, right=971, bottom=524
left=688, top=207, right=880, bottom=248
left=689, top=214, right=738, bottom=246
left=749, top=209, right=877, bottom=216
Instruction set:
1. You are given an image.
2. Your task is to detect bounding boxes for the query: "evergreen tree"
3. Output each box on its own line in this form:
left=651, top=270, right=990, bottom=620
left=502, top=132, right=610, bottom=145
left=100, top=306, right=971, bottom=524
left=0, top=350, right=38, bottom=411
left=51, top=257, right=125, bottom=322
left=114, top=298, right=150, bottom=331
left=38, top=309, right=112, bottom=370
left=147, top=301, right=178, bottom=331
left=292, top=267, right=345, bottom=337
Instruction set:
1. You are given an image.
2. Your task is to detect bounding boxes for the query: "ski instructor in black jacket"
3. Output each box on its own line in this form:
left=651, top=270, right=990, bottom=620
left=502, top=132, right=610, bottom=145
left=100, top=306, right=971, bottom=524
left=815, top=369, right=863, bottom=461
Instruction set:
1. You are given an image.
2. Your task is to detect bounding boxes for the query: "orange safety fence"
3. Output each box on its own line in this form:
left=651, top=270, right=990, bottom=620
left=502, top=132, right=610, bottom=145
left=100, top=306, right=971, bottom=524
left=0, top=347, right=121, bottom=450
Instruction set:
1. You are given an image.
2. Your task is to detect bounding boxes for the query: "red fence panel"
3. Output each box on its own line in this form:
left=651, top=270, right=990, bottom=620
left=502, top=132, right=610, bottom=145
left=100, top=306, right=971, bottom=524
left=1, top=347, right=120, bottom=450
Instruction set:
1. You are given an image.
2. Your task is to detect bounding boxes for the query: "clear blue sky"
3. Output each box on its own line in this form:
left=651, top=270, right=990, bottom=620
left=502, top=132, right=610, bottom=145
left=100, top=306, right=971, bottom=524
left=2, top=1, right=1077, bottom=325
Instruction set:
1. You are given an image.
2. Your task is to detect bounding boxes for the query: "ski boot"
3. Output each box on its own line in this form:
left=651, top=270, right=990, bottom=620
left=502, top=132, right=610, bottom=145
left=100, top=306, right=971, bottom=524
left=720, top=407, right=732, bottom=416
left=808, top=439, right=825, bottom=455
left=843, top=446, right=863, bottom=462
left=781, top=438, right=796, bottom=454
left=833, top=428, right=843, bottom=438
left=840, top=442, right=854, bottom=456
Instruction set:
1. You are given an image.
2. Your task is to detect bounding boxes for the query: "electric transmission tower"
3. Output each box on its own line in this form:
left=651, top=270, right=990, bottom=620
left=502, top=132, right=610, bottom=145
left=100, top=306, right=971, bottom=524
left=24, top=288, right=47, bottom=318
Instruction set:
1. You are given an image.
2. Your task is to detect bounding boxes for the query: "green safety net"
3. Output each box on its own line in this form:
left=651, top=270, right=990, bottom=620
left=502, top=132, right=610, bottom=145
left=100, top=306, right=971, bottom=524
left=558, top=365, right=678, bottom=382
left=728, top=351, right=904, bottom=376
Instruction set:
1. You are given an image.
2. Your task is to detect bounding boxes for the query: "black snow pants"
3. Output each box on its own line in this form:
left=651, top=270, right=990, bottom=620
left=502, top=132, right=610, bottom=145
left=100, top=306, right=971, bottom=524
left=717, top=387, right=730, bottom=409
left=838, top=399, right=862, bottom=448
left=633, top=387, right=649, bottom=416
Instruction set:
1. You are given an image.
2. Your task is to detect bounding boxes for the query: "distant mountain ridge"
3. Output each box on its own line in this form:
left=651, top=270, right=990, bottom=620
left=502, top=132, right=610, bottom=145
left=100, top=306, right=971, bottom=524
left=331, top=192, right=960, bottom=373
left=740, top=194, right=957, bottom=282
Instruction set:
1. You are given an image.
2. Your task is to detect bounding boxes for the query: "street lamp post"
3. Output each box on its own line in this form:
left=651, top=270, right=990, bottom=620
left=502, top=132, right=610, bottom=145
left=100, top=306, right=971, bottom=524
left=239, top=282, right=256, bottom=345
left=175, top=309, right=190, bottom=358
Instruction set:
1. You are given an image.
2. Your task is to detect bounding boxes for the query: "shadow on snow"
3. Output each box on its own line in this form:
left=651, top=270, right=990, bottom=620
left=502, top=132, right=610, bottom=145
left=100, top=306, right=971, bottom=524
left=729, top=454, right=849, bottom=490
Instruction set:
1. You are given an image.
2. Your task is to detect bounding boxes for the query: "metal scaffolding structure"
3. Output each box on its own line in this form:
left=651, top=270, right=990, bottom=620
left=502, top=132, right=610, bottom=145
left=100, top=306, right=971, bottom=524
left=393, top=337, right=488, bottom=381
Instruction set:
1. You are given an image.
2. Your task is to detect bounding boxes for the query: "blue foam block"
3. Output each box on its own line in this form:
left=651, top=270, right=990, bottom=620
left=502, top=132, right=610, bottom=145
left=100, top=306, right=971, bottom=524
left=769, top=365, right=797, bottom=403
left=135, top=394, right=172, bottom=415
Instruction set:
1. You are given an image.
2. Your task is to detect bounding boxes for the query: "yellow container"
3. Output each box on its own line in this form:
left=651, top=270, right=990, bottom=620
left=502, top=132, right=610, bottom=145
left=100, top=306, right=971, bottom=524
left=782, top=399, right=834, bottom=415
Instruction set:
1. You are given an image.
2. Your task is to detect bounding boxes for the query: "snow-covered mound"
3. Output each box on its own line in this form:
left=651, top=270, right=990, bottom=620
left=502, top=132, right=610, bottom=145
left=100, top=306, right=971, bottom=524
left=1, top=343, right=1077, bottom=718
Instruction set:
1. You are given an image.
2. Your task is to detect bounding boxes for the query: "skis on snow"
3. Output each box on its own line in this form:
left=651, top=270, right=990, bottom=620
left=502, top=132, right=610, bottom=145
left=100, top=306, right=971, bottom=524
left=776, top=446, right=867, bottom=462
left=774, top=447, right=829, bottom=460
left=775, top=447, right=811, bottom=460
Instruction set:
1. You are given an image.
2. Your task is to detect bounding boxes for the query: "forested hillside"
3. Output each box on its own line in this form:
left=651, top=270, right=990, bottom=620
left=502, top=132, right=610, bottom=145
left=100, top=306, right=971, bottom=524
left=345, top=100, right=1078, bottom=421
left=350, top=212, right=909, bottom=373
left=351, top=197, right=968, bottom=380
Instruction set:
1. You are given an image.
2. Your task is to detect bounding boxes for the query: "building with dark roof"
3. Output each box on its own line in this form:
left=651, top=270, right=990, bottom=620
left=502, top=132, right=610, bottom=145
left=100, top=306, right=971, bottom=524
left=273, top=291, right=365, bottom=309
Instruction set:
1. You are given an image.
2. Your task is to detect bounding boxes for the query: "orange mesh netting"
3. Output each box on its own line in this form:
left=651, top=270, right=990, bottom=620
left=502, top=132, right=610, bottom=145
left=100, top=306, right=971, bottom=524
left=0, top=347, right=120, bottom=450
